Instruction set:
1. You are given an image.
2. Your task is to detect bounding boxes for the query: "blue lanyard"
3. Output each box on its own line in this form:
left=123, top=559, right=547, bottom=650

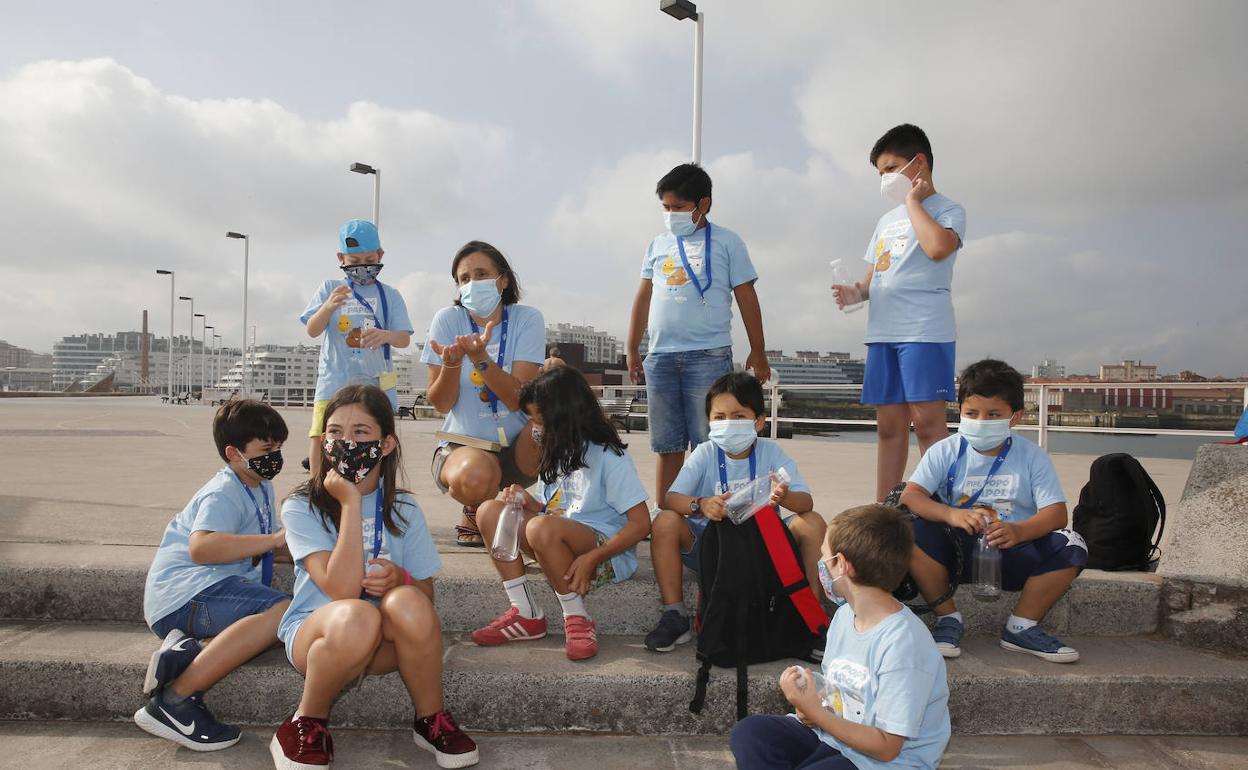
left=468, top=306, right=511, bottom=417
left=232, top=471, right=274, bottom=587
left=368, top=483, right=385, bottom=561
left=675, top=222, right=713, bottom=304
left=716, top=445, right=756, bottom=495
left=346, top=279, right=392, bottom=363
left=945, top=437, right=1012, bottom=509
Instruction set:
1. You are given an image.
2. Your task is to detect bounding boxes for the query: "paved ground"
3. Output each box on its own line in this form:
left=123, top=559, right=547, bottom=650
left=1, top=722, right=1246, bottom=770
left=0, top=396, right=1196, bottom=552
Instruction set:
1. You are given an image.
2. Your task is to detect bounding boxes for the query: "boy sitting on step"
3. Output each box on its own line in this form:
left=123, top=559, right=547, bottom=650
left=901, top=358, right=1088, bottom=663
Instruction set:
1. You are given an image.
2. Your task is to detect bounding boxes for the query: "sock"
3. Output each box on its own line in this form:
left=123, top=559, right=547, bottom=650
left=663, top=602, right=688, bottom=618
left=937, top=611, right=964, bottom=625
left=161, top=688, right=190, bottom=706
left=556, top=590, right=588, bottom=619
left=1007, top=615, right=1038, bottom=634
left=503, top=576, right=543, bottom=620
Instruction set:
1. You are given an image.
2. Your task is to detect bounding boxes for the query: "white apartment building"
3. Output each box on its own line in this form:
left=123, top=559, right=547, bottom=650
left=546, top=323, right=620, bottom=365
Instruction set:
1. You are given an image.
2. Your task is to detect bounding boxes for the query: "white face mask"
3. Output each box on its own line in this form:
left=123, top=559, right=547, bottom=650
left=957, top=417, right=1013, bottom=452
left=664, top=207, right=701, bottom=237
left=879, top=156, right=917, bottom=204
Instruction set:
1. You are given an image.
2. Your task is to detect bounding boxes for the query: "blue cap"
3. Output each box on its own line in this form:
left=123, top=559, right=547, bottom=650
left=338, top=219, right=381, bottom=254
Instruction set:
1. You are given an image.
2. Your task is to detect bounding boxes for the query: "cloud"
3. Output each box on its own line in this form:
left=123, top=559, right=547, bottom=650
left=0, top=58, right=508, bottom=352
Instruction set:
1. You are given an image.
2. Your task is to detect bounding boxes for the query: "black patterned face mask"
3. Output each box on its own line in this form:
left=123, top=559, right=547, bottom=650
left=246, top=449, right=284, bottom=480
left=341, top=264, right=383, bottom=285
left=323, top=438, right=383, bottom=483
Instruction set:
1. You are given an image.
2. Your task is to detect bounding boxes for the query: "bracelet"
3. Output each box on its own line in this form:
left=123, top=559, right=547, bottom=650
left=403, top=568, right=412, bottom=586
left=441, top=362, right=462, bottom=369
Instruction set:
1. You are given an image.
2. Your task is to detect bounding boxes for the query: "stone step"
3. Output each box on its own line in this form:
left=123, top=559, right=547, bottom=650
left=3, top=621, right=1247, bottom=736
left=0, top=541, right=1162, bottom=637
left=5, top=722, right=1248, bottom=770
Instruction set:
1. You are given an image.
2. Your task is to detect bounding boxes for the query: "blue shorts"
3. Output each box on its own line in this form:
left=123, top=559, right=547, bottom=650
left=731, top=715, right=857, bottom=770
left=150, top=574, right=289, bottom=639
left=861, top=341, right=956, bottom=405
left=912, top=517, right=1088, bottom=592
left=643, top=346, right=734, bottom=453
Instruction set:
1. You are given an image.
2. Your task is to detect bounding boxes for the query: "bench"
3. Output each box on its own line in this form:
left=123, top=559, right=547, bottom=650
left=600, top=397, right=637, bottom=433
left=172, top=391, right=191, bottom=405
left=396, top=393, right=432, bottom=420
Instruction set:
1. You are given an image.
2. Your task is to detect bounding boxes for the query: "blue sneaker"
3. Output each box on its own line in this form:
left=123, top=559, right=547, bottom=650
left=143, top=629, right=202, bottom=696
left=133, top=690, right=241, bottom=751
left=1001, top=625, right=1080, bottom=663
left=931, top=616, right=964, bottom=659
left=644, top=610, right=692, bottom=653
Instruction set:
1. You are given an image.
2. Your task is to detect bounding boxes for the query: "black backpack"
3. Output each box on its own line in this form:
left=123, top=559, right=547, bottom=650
left=884, top=483, right=962, bottom=614
left=1073, top=453, right=1166, bottom=571
left=688, top=507, right=828, bottom=721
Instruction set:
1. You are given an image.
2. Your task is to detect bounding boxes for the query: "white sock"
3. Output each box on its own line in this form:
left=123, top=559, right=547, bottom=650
left=938, top=611, right=964, bottom=624
left=556, top=590, right=588, bottom=619
left=1007, top=615, right=1038, bottom=634
left=503, top=576, right=542, bottom=620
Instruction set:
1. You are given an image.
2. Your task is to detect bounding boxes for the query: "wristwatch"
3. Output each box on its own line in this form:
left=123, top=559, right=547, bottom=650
left=473, top=359, right=490, bottom=372
left=689, top=497, right=702, bottom=516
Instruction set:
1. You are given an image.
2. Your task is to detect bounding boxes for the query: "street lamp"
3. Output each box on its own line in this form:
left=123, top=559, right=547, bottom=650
left=203, top=325, right=214, bottom=391
left=195, top=314, right=207, bottom=397
left=660, top=0, right=703, bottom=164
left=178, top=296, right=193, bottom=396
left=212, top=333, right=222, bottom=387
left=350, top=162, right=381, bottom=228
left=155, top=270, right=174, bottom=401
left=226, top=232, right=249, bottom=396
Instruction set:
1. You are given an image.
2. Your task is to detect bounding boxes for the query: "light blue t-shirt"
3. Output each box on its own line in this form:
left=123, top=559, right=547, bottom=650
left=669, top=438, right=810, bottom=522
left=862, top=194, right=967, bottom=344
left=143, top=469, right=276, bottom=627
left=300, top=279, right=414, bottom=401
left=910, top=432, right=1066, bottom=522
left=641, top=222, right=758, bottom=354
left=420, top=304, right=546, bottom=445
left=277, top=489, right=442, bottom=655
left=533, top=443, right=649, bottom=582
left=815, top=605, right=950, bottom=770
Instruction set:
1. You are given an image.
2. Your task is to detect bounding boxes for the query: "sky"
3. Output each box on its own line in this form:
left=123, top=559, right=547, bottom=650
left=1, top=0, right=1244, bottom=377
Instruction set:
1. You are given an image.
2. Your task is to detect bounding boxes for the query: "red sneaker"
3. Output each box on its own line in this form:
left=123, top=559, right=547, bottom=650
left=470, top=607, right=547, bottom=646
left=270, top=714, right=333, bottom=769
left=564, top=615, right=598, bottom=661
left=413, top=710, right=480, bottom=768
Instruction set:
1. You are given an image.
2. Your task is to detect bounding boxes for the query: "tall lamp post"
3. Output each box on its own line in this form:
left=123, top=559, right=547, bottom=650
left=196, top=315, right=208, bottom=397
left=226, top=232, right=250, bottom=396
left=660, top=0, right=703, bottom=164
left=350, top=163, right=381, bottom=227
left=178, top=295, right=193, bottom=396
left=155, top=270, right=174, bottom=401
left=212, top=332, right=222, bottom=388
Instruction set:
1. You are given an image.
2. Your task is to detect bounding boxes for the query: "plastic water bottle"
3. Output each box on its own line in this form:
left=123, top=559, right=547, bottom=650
left=971, top=509, right=1002, bottom=601
left=792, top=666, right=834, bottom=710
left=725, top=467, right=791, bottom=525
left=491, top=492, right=524, bottom=562
left=829, top=259, right=864, bottom=314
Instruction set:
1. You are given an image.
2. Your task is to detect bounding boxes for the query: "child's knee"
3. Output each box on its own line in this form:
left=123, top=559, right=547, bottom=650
left=524, top=515, right=560, bottom=551
left=475, top=499, right=504, bottom=531
left=381, top=587, right=441, bottom=642
left=651, top=510, right=685, bottom=539
left=326, top=600, right=382, bottom=650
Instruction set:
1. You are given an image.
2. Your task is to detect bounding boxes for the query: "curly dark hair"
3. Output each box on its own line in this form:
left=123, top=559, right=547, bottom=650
left=518, top=366, right=626, bottom=485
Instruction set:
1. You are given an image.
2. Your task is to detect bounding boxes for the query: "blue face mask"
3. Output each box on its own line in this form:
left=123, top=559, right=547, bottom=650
left=708, top=419, right=758, bottom=455
left=664, top=209, right=699, bottom=237
left=341, top=263, right=383, bottom=285
left=459, top=278, right=502, bottom=318
left=957, top=417, right=1013, bottom=452
left=818, top=559, right=847, bottom=607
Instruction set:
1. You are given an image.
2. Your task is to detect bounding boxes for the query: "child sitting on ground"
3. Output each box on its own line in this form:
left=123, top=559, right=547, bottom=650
left=645, top=370, right=827, bottom=654
left=136, top=400, right=291, bottom=751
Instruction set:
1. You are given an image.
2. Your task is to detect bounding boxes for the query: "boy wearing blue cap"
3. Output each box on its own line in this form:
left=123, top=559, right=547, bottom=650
left=301, top=220, right=414, bottom=475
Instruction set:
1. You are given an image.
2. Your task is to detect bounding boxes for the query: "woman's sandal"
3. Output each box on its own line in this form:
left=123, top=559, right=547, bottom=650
left=455, top=506, right=485, bottom=548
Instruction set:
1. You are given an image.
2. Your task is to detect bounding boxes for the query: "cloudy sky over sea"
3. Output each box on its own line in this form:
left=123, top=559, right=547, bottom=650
left=2, top=0, right=1243, bottom=376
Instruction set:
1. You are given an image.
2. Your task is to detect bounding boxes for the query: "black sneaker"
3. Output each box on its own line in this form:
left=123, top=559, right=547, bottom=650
left=143, top=629, right=202, bottom=696
left=644, top=609, right=693, bottom=652
left=133, top=690, right=241, bottom=751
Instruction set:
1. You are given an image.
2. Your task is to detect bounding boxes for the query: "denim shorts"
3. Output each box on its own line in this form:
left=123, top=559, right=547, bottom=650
left=861, top=341, right=956, bottom=405
left=150, top=574, right=289, bottom=639
left=912, top=517, right=1088, bottom=593
left=643, top=346, right=734, bottom=453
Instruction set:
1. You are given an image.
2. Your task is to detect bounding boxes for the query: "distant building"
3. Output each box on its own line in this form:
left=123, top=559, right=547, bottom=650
left=1171, top=388, right=1244, bottom=417
left=546, top=323, right=619, bottom=365
left=769, top=351, right=865, bottom=402
left=0, top=340, right=34, bottom=368
left=216, top=345, right=319, bottom=403
left=1099, top=360, right=1158, bottom=382
left=0, top=367, right=54, bottom=392
left=1032, top=358, right=1065, bottom=379
left=52, top=332, right=186, bottom=390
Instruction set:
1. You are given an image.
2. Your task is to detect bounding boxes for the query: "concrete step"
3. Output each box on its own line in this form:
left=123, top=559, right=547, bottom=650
left=4, top=722, right=1248, bottom=770
left=0, top=541, right=1162, bottom=637
left=2, top=621, right=1247, bottom=736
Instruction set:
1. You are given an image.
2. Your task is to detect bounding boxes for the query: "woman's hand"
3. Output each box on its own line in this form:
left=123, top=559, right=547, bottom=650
left=455, top=321, right=496, bottom=364
left=361, top=558, right=403, bottom=597
left=429, top=339, right=466, bottom=369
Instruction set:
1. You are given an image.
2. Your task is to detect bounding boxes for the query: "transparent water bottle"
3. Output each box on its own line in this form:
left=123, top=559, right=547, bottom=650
left=792, top=666, right=834, bottom=711
left=829, top=259, right=864, bottom=314
left=491, top=492, right=524, bottom=562
left=971, top=508, right=1002, bottom=601
left=725, top=467, right=791, bottom=525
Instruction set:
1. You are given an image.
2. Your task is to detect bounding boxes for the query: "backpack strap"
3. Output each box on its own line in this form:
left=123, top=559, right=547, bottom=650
left=1123, top=458, right=1167, bottom=560
left=689, top=655, right=712, bottom=714
left=735, top=601, right=750, bottom=721
left=754, top=506, right=829, bottom=634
